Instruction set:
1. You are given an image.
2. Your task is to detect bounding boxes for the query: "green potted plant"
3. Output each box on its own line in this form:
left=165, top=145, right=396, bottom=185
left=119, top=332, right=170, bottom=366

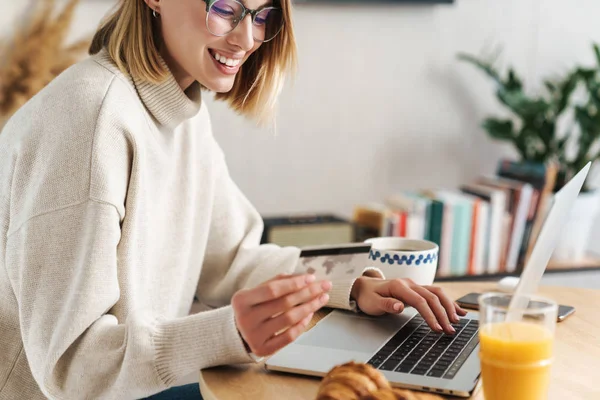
left=457, top=44, right=600, bottom=261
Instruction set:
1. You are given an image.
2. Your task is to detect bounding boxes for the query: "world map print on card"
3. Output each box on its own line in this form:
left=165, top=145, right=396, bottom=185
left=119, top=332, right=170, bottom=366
left=294, top=244, right=372, bottom=280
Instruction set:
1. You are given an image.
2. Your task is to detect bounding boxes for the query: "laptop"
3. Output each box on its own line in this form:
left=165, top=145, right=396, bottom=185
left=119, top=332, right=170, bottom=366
left=265, top=163, right=591, bottom=398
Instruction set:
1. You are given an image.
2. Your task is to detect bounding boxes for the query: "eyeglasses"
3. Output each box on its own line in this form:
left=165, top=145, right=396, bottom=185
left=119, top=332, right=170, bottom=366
left=202, top=0, right=284, bottom=43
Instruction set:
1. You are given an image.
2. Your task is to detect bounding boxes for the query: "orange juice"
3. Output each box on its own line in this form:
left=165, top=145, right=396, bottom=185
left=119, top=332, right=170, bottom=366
left=479, top=322, right=554, bottom=400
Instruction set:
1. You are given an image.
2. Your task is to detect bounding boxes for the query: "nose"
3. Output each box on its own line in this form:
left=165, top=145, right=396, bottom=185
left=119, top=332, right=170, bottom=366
left=226, top=14, right=254, bottom=52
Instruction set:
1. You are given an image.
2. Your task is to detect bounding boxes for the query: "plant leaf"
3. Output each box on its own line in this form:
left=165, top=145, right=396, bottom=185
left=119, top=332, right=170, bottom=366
left=544, top=80, right=557, bottom=94
left=456, top=53, right=502, bottom=85
left=497, top=89, right=550, bottom=118
left=594, top=43, right=600, bottom=68
left=575, top=67, right=595, bottom=82
left=555, top=73, right=578, bottom=115
left=506, top=68, right=523, bottom=90
left=482, top=118, right=514, bottom=141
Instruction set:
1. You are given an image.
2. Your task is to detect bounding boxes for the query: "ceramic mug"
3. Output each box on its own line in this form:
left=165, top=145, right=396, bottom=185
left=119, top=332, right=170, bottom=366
left=364, top=237, right=439, bottom=285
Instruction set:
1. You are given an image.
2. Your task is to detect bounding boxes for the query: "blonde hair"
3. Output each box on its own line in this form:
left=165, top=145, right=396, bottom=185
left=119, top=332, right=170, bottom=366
left=89, top=0, right=297, bottom=124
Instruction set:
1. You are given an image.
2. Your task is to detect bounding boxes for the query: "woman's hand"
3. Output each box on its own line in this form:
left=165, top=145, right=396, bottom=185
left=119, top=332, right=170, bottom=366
left=232, top=274, right=332, bottom=357
left=351, top=277, right=467, bottom=335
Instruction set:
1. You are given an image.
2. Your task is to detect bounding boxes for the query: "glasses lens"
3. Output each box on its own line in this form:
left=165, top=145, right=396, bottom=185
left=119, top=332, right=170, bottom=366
left=253, top=8, right=283, bottom=42
left=207, top=0, right=244, bottom=36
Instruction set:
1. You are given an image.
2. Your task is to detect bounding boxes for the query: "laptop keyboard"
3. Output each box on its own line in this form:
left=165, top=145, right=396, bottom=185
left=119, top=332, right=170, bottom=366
left=367, top=315, right=479, bottom=379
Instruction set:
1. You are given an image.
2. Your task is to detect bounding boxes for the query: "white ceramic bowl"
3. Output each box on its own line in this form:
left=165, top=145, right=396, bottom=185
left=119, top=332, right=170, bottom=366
left=364, top=237, right=439, bottom=285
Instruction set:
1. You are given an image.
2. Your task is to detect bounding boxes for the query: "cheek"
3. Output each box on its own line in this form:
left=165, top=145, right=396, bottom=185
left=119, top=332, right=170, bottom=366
left=161, top=6, right=212, bottom=56
left=244, top=42, right=263, bottom=62
left=252, top=42, right=263, bottom=53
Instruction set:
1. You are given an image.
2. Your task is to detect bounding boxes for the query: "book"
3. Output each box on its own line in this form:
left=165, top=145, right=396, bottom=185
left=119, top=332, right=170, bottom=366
left=473, top=200, right=490, bottom=275
left=439, top=196, right=454, bottom=277
left=385, top=192, right=429, bottom=240
left=261, top=214, right=354, bottom=247
left=352, top=203, right=388, bottom=234
left=435, top=190, right=474, bottom=277
left=477, top=176, right=534, bottom=273
left=419, top=191, right=448, bottom=276
left=427, top=198, right=445, bottom=251
left=496, top=160, right=558, bottom=266
left=456, top=191, right=490, bottom=275
left=460, top=183, right=507, bottom=274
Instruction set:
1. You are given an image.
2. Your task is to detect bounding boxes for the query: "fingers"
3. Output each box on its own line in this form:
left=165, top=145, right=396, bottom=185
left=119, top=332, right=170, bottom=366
left=379, top=297, right=405, bottom=314
left=254, top=280, right=332, bottom=322
left=258, top=312, right=314, bottom=357
left=455, top=303, right=468, bottom=316
left=233, top=273, right=334, bottom=356
left=261, top=292, right=330, bottom=338
left=424, top=285, right=461, bottom=324
left=412, top=286, right=454, bottom=334
left=389, top=281, right=443, bottom=333
left=243, top=274, right=317, bottom=305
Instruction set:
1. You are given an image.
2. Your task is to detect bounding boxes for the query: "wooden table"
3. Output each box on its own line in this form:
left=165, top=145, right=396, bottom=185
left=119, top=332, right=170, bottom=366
left=199, top=282, right=600, bottom=399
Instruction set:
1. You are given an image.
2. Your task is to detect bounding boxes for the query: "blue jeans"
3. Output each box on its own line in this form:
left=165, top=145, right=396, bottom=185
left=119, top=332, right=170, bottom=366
left=142, top=384, right=203, bottom=400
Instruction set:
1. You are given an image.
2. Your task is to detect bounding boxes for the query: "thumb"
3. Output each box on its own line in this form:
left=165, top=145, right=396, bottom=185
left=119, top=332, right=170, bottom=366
left=380, top=297, right=405, bottom=314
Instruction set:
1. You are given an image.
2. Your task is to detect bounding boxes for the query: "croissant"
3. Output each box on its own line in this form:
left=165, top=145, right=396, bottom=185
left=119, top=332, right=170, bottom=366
left=316, top=362, right=443, bottom=400
left=361, top=388, right=445, bottom=400
left=316, top=362, right=390, bottom=400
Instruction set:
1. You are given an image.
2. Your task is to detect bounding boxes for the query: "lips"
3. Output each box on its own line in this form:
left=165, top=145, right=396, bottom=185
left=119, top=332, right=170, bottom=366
left=208, top=49, right=242, bottom=76
left=209, top=49, right=243, bottom=68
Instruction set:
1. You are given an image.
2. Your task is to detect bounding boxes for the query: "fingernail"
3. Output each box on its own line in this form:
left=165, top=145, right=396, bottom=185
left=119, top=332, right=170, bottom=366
left=454, top=313, right=460, bottom=323
left=449, top=326, right=456, bottom=334
left=393, top=303, right=402, bottom=311
left=320, top=294, right=329, bottom=304
left=321, top=281, right=332, bottom=291
left=435, top=323, right=443, bottom=332
left=305, top=274, right=316, bottom=284
left=304, top=313, right=314, bottom=326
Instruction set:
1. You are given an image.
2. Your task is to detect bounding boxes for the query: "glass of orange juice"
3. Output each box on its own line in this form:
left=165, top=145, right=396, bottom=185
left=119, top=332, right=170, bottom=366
left=478, top=292, right=558, bottom=400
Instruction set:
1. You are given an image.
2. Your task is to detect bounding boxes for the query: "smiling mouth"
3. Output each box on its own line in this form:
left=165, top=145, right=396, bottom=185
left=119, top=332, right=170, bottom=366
left=208, top=49, right=242, bottom=68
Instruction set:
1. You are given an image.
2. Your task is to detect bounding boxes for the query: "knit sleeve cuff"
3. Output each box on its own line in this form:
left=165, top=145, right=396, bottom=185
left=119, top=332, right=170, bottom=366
left=326, top=267, right=385, bottom=311
left=153, top=305, right=253, bottom=386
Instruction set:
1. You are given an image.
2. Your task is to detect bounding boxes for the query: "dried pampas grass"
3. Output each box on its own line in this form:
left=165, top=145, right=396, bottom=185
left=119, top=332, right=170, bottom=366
left=0, top=0, right=90, bottom=126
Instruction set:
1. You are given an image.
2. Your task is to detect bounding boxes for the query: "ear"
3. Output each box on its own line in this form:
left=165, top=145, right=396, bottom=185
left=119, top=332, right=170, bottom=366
left=144, top=0, right=161, bottom=14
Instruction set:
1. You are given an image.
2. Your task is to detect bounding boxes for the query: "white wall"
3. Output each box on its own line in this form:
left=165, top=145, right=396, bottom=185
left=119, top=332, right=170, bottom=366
left=3, top=0, right=600, bottom=252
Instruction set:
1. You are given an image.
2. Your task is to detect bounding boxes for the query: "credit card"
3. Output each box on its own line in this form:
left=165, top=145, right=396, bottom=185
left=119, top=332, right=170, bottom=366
left=296, top=243, right=372, bottom=279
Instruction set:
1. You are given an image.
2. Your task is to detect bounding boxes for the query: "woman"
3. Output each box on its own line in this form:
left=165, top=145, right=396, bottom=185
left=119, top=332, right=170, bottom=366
left=0, top=0, right=466, bottom=399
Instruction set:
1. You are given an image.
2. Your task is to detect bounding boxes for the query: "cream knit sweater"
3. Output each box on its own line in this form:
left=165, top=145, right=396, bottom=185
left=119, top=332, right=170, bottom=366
left=0, top=51, right=368, bottom=400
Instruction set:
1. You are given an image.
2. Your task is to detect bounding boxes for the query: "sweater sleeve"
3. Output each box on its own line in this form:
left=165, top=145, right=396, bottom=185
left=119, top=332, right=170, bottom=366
left=5, top=200, right=254, bottom=400
left=196, top=144, right=381, bottom=311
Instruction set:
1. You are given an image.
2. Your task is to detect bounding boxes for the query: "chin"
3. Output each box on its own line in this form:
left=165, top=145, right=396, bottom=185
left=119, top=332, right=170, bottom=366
left=197, top=50, right=244, bottom=93
left=212, top=82, right=236, bottom=93
left=199, top=77, right=236, bottom=93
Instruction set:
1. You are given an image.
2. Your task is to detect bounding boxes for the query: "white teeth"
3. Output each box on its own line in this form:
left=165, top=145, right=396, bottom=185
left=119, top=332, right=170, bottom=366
left=212, top=51, right=241, bottom=67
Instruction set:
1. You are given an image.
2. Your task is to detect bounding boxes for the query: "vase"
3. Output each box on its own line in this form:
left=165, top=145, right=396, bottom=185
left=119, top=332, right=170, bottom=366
left=552, top=189, right=600, bottom=261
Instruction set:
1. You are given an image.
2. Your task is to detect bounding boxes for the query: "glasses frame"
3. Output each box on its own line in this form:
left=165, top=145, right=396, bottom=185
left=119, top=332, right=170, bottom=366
left=202, top=0, right=284, bottom=43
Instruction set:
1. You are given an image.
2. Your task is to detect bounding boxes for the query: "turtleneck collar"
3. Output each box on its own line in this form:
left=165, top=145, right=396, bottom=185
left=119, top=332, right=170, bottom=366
left=94, top=49, right=202, bottom=128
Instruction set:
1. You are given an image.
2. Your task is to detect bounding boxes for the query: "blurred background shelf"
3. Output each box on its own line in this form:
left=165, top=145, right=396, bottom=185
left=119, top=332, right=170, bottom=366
left=436, top=255, right=600, bottom=282
left=545, top=255, right=600, bottom=271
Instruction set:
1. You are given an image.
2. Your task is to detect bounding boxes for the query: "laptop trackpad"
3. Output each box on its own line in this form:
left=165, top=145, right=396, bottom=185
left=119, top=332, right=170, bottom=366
left=296, top=310, right=414, bottom=354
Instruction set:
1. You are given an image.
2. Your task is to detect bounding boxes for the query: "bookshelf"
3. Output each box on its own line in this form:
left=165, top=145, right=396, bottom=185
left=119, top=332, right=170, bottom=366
left=257, top=214, right=600, bottom=281
left=350, top=159, right=599, bottom=280
left=435, top=256, right=600, bottom=282
left=545, top=256, right=600, bottom=271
